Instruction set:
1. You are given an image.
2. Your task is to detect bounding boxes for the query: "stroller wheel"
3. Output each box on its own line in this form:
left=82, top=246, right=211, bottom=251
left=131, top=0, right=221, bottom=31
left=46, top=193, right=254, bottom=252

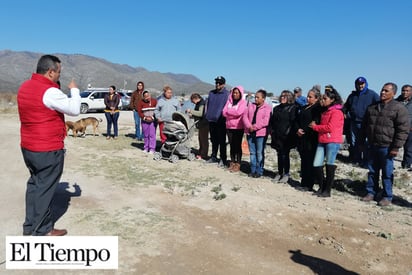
left=170, top=154, right=179, bottom=163
left=187, top=153, right=196, bottom=161
left=153, top=152, right=162, bottom=161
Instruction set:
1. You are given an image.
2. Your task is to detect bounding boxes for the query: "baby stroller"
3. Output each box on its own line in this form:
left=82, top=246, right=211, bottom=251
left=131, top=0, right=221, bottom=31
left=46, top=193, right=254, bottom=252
left=153, top=112, right=196, bottom=163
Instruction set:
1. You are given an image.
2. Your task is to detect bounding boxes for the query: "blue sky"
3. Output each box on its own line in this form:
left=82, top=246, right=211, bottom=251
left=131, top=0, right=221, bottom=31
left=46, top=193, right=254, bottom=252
left=1, top=0, right=411, bottom=99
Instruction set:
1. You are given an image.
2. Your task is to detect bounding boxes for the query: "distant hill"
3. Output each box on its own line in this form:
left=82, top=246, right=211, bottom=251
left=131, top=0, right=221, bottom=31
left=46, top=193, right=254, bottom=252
left=0, top=50, right=214, bottom=97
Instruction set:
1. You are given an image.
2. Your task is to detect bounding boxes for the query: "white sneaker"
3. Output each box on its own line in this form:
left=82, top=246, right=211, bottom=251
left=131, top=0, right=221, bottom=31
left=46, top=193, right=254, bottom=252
left=279, top=174, right=289, bottom=183
left=272, top=174, right=282, bottom=182
left=217, top=160, right=226, bottom=168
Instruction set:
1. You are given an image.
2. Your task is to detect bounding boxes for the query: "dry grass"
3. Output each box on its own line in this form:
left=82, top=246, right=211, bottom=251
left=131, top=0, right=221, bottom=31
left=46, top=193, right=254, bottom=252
left=0, top=92, right=18, bottom=114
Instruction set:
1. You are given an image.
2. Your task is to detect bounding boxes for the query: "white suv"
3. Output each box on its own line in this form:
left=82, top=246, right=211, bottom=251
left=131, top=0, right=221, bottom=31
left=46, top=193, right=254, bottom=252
left=80, top=88, right=123, bottom=114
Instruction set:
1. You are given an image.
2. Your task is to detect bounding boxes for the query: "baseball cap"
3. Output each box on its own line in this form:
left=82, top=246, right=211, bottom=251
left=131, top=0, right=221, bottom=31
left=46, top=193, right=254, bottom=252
left=355, top=77, right=366, bottom=84
left=293, top=87, right=302, bottom=93
left=214, top=76, right=226, bottom=84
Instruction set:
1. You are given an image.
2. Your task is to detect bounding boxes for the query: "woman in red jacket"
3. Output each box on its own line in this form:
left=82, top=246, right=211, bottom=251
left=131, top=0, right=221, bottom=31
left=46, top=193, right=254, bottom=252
left=309, top=85, right=344, bottom=197
left=137, top=91, right=158, bottom=153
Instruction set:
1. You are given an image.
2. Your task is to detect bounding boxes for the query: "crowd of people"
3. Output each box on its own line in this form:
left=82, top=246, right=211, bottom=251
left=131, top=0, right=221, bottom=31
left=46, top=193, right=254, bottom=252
left=128, top=75, right=411, bottom=207
left=17, top=54, right=411, bottom=236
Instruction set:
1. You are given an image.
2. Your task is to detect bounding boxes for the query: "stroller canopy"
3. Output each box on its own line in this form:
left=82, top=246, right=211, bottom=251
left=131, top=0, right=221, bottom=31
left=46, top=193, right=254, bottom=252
left=171, top=112, right=194, bottom=131
left=163, top=112, right=195, bottom=140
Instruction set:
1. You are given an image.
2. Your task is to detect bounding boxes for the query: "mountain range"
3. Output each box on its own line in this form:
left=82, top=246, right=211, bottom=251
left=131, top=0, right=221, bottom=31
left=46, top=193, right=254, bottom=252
left=0, top=50, right=215, bottom=96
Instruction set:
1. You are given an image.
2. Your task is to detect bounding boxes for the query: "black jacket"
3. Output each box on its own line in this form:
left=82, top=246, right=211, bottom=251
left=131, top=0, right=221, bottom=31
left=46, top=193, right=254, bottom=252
left=294, top=103, right=322, bottom=152
left=270, top=103, right=297, bottom=150
left=362, top=99, right=409, bottom=150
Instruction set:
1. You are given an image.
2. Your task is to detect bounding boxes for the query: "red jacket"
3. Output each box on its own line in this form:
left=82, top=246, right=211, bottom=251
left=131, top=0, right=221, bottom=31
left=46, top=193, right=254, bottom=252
left=137, top=98, right=158, bottom=119
left=18, top=74, right=65, bottom=152
left=312, top=104, right=344, bottom=144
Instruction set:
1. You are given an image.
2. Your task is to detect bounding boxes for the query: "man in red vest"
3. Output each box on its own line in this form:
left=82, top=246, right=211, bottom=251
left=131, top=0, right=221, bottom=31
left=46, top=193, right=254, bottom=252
left=17, top=55, right=80, bottom=236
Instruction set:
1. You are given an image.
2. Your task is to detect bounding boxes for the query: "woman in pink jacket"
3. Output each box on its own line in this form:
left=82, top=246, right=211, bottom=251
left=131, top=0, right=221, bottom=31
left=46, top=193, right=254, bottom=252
left=222, top=86, right=247, bottom=172
left=243, top=89, right=272, bottom=178
left=309, top=85, right=344, bottom=197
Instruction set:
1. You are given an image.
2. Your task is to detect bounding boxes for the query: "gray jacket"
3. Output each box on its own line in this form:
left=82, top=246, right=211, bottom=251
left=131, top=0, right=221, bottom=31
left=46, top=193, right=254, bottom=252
left=396, top=95, right=412, bottom=131
left=154, top=95, right=180, bottom=121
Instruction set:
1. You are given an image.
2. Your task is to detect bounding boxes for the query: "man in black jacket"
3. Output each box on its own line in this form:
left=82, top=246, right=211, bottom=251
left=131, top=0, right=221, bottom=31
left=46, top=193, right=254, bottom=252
left=396, top=84, right=412, bottom=169
left=343, top=77, right=379, bottom=167
left=361, top=82, right=409, bottom=207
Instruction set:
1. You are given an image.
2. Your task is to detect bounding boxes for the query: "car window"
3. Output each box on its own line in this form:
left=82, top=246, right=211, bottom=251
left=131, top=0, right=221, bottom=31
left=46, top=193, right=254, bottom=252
left=93, top=92, right=106, bottom=99
left=80, top=91, right=91, bottom=98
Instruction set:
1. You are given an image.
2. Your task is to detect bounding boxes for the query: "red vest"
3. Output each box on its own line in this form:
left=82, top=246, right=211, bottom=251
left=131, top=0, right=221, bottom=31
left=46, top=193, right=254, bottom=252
left=18, top=74, right=66, bottom=152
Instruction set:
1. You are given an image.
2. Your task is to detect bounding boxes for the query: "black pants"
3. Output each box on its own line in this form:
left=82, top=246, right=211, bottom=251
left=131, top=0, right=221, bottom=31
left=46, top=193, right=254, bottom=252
left=209, top=121, right=227, bottom=162
left=276, top=147, right=291, bottom=175
left=227, top=129, right=244, bottom=163
left=299, top=146, right=317, bottom=188
left=21, top=148, right=65, bottom=235
left=198, top=125, right=209, bottom=159
left=402, top=131, right=412, bottom=168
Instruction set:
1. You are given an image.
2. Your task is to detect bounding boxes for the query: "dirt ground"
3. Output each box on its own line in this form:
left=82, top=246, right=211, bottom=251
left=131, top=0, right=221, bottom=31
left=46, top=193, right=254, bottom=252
left=0, top=110, right=411, bottom=275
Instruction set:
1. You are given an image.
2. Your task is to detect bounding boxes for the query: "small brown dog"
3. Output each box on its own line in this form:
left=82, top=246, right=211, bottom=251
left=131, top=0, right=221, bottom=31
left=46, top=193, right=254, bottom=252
left=65, top=121, right=85, bottom=138
left=65, top=117, right=102, bottom=137
left=76, top=117, right=102, bottom=136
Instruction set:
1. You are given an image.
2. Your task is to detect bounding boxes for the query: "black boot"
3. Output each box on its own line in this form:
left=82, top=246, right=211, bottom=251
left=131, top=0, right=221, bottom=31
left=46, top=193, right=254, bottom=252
left=312, top=166, right=324, bottom=195
left=319, top=164, right=336, bottom=197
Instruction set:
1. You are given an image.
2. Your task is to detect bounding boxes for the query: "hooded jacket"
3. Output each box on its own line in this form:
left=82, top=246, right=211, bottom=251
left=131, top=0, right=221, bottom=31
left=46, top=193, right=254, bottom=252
left=312, top=104, right=344, bottom=144
left=222, top=86, right=247, bottom=129
left=343, top=77, right=380, bottom=123
left=137, top=97, right=157, bottom=119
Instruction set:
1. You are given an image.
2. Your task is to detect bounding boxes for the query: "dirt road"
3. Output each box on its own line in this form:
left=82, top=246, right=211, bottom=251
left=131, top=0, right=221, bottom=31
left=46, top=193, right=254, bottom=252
left=1, top=111, right=411, bottom=274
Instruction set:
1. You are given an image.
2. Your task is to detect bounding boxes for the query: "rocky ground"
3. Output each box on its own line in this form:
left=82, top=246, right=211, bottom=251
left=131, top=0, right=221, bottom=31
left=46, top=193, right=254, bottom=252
left=0, top=109, right=411, bottom=274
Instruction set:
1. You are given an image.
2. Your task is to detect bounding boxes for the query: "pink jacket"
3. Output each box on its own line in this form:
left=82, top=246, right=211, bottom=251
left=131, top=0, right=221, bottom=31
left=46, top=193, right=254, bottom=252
left=222, top=86, right=247, bottom=129
left=243, top=102, right=272, bottom=137
left=312, top=104, right=344, bottom=144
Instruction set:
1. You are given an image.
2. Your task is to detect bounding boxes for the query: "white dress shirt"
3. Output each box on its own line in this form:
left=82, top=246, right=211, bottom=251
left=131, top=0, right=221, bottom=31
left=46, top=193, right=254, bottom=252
left=43, top=87, right=81, bottom=116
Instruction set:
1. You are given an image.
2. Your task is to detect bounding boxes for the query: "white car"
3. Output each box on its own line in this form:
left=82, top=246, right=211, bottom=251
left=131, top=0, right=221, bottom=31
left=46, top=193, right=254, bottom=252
left=80, top=88, right=123, bottom=114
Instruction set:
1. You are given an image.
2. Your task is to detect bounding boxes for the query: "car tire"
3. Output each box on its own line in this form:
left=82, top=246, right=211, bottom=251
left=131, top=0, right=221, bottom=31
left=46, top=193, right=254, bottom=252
left=80, top=103, right=89, bottom=114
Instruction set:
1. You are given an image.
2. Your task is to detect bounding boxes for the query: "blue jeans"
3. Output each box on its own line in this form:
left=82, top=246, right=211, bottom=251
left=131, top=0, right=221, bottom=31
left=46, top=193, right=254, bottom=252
left=313, top=143, right=340, bottom=167
left=247, top=135, right=265, bottom=175
left=133, top=110, right=143, bottom=139
left=105, top=112, right=119, bottom=137
left=366, top=146, right=394, bottom=201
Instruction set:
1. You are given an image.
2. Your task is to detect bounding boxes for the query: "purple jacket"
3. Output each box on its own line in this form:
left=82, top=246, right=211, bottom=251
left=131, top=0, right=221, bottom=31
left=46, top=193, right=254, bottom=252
left=222, top=86, right=247, bottom=130
left=243, top=102, right=272, bottom=137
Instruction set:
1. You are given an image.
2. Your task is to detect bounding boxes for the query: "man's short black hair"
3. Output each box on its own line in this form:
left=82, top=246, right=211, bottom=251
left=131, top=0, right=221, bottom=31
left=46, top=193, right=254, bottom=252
left=36, top=55, right=61, bottom=74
